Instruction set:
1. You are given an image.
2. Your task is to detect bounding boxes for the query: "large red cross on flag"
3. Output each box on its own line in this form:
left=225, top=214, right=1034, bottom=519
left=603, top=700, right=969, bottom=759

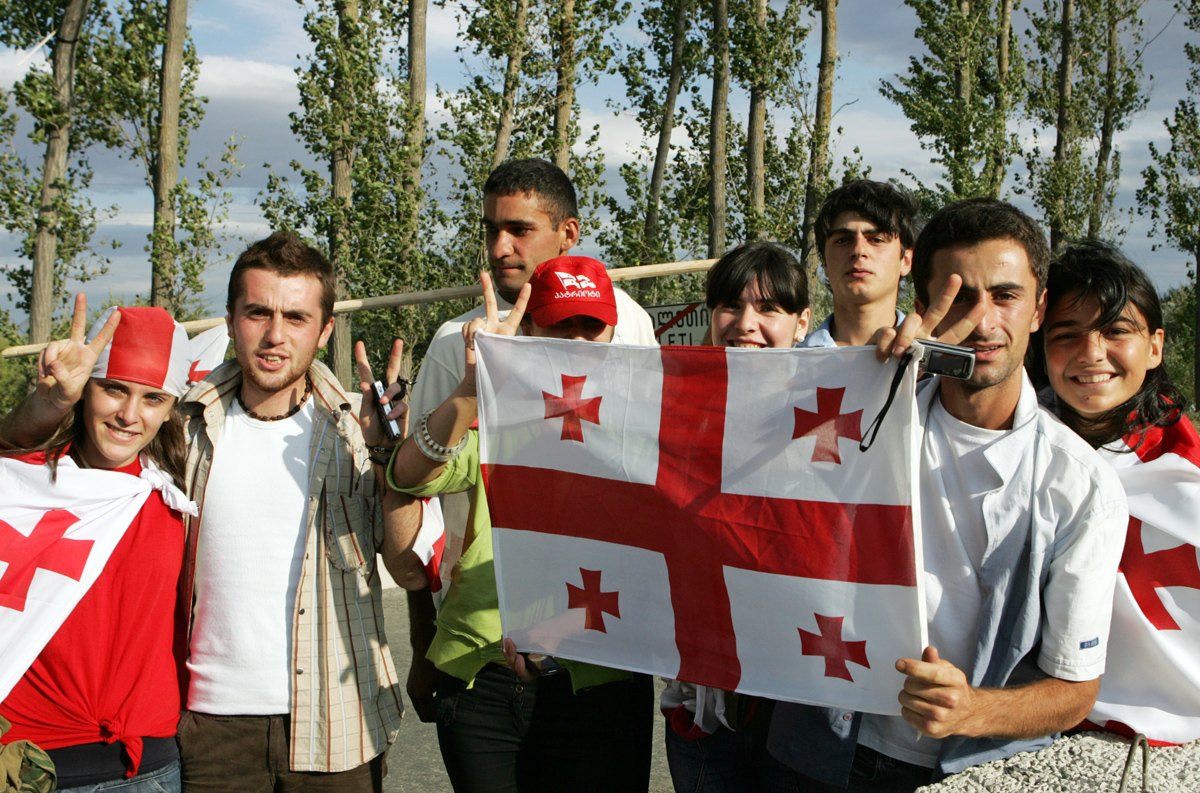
left=0, top=456, right=155, bottom=701
left=1087, top=420, right=1200, bottom=744
left=477, top=336, right=925, bottom=715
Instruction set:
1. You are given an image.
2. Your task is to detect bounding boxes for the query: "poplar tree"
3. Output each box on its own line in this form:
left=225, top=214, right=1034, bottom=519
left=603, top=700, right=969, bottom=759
left=881, top=0, right=1023, bottom=211
left=1138, top=0, right=1200, bottom=402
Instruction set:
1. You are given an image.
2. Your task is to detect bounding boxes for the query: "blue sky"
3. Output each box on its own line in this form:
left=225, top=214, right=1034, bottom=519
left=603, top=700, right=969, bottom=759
left=0, top=0, right=1194, bottom=326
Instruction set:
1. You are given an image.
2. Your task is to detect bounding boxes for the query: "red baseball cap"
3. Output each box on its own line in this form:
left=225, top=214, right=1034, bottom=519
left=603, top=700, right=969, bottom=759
left=525, top=256, right=618, bottom=328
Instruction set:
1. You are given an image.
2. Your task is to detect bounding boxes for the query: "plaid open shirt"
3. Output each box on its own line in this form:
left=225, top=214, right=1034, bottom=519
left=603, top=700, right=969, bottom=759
left=179, top=360, right=403, bottom=772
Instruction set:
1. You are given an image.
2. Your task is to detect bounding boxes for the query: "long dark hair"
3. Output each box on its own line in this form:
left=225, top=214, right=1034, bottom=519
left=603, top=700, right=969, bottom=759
left=1039, top=240, right=1181, bottom=448
left=2, top=387, right=188, bottom=489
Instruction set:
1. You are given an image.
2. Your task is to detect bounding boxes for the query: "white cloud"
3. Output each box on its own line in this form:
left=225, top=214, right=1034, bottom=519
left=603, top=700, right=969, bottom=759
left=195, top=56, right=299, bottom=103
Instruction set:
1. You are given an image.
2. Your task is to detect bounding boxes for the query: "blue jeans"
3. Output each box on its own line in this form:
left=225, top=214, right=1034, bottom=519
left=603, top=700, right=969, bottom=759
left=796, top=746, right=933, bottom=793
left=666, top=725, right=804, bottom=793
left=58, top=760, right=181, bottom=793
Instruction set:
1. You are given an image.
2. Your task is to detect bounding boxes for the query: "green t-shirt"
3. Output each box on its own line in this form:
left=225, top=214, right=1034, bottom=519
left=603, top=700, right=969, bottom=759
left=391, top=430, right=631, bottom=692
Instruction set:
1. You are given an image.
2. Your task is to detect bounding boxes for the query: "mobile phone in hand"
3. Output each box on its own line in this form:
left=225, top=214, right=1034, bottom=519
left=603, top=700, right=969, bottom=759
left=371, top=380, right=402, bottom=442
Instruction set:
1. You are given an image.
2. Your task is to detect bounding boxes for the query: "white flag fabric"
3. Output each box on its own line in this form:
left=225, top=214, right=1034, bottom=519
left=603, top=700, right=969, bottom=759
left=0, top=456, right=172, bottom=701
left=477, top=334, right=924, bottom=715
left=187, top=324, right=231, bottom=385
left=1087, top=418, right=1200, bottom=744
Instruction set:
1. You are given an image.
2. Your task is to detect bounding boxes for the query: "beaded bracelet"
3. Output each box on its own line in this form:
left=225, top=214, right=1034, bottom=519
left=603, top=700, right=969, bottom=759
left=414, top=410, right=468, bottom=463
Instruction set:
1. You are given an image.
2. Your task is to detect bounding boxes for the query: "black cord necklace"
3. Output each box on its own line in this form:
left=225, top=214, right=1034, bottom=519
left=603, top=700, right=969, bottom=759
left=238, top=374, right=312, bottom=422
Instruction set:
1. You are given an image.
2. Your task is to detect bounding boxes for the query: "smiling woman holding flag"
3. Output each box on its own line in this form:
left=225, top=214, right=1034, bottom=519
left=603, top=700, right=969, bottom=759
left=660, top=242, right=814, bottom=793
left=1036, top=242, right=1200, bottom=746
left=0, top=297, right=197, bottom=793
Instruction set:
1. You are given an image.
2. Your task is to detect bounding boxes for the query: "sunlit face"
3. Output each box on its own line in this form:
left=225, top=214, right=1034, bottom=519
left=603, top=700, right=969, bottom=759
left=227, top=268, right=334, bottom=408
left=79, top=378, right=176, bottom=469
left=1044, top=294, right=1164, bottom=419
left=823, top=211, right=912, bottom=308
left=524, top=314, right=615, bottom=343
left=710, top=278, right=810, bottom=348
left=483, top=192, right=579, bottom=303
left=920, top=238, right=1045, bottom=393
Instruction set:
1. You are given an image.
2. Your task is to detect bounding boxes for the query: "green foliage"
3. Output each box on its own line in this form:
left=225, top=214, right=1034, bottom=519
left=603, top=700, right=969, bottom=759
left=0, top=0, right=118, bottom=320
left=261, top=0, right=461, bottom=375
left=882, top=0, right=1024, bottom=208
left=1161, top=281, right=1195, bottom=408
left=1022, top=0, right=1147, bottom=241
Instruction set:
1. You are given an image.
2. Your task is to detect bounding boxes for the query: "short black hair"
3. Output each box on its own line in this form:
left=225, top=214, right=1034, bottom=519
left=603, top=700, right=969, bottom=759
left=227, top=231, right=337, bottom=322
left=815, top=180, right=921, bottom=261
left=1039, top=239, right=1181, bottom=447
left=911, top=198, right=1049, bottom=306
left=484, top=158, right=578, bottom=229
left=706, top=242, right=809, bottom=316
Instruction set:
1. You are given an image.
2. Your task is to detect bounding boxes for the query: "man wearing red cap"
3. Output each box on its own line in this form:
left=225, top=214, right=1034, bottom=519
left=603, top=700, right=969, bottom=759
left=404, top=158, right=657, bottom=729
left=387, top=258, right=653, bottom=793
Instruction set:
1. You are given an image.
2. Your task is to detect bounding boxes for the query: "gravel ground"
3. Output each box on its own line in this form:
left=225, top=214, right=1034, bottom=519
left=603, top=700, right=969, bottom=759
left=380, top=587, right=1200, bottom=793
left=921, top=733, right=1200, bottom=793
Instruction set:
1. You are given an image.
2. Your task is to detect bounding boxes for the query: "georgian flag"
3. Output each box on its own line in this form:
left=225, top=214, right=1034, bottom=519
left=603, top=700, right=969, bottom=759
left=187, top=324, right=231, bottom=386
left=0, top=456, right=196, bottom=701
left=1086, top=418, right=1200, bottom=744
left=477, top=334, right=925, bottom=715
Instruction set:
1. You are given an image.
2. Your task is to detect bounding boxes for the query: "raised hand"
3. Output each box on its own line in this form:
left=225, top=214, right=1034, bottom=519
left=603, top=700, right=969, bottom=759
left=37, top=294, right=121, bottom=413
left=355, top=338, right=409, bottom=448
left=873, top=275, right=987, bottom=362
left=462, top=271, right=531, bottom=393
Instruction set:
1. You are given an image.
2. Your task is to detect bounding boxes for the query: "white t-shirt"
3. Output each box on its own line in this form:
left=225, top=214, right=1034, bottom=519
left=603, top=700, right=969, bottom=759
left=186, top=397, right=315, bottom=714
left=860, top=397, right=1005, bottom=767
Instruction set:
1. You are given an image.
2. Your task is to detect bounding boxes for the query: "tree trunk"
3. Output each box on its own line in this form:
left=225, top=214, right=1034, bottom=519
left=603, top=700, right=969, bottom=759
left=408, top=0, right=426, bottom=192
left=1050, top=0, right=1075, bottom=250
left=492, top=0, right=529, bottom=171
left=800, top=0, right=836, bottom=288
left=29, top=0, right=91, bottom=345
left=950, top=0, right=973, bottom=196
left=638, top=0, right=689, bottom=300
left=151, top=0, right=187, bottom=314
left=707, top=0, right=730, bottom=259
left=552, top=0, right=576, bottom=173
left=1194, top=249, right=1199, bottom=410
left=1088, top=0, right=1119, bottom=239
left=328, top=0, right=359, bottom=386
left=745, top=0, right=768, bottom=240
left=399, top=0, right=426, bottom=273
left=984, top=0, right=1013, bottom=197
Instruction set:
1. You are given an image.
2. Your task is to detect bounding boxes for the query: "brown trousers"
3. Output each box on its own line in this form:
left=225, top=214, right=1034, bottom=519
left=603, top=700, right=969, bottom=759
left=177, top=712, right=384, bottom=793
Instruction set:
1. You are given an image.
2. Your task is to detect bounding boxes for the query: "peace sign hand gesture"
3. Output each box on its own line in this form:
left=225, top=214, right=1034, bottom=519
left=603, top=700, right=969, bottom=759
left=461, top=271, right=531, bottom=395
left=37, top=293, right=121, bottom=414
left=873, top=275, right=986, bottom=363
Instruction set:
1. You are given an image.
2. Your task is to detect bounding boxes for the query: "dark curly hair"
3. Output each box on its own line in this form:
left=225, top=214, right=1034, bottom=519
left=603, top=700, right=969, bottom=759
left=1037, top=239, right=1181, bottom=449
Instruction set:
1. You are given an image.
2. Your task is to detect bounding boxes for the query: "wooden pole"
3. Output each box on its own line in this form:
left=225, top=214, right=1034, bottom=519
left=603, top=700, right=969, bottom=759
left=2, top=259, right=718, bottom=359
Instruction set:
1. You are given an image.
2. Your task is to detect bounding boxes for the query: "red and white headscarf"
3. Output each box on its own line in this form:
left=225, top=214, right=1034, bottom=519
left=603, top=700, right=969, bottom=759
left=87, top=307, right=191, bottom=397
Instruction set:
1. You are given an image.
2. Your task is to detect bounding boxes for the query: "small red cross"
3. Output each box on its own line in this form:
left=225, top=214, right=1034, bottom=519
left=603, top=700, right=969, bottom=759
left=798, top=613, right=870, bottom=682
left=1121, top=518, right=1200, bottom=631
left=543, top=374, right=602, bottom=443
left=0, top=510, right=92, bottom=612
left=792, top=387, right=863, bottom=464
left=566, top=568, right=621, bottom=632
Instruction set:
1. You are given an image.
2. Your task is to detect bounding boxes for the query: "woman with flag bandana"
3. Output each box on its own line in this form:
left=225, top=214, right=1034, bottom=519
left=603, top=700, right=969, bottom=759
left=660, top=242, right=814, bottom=793
left=1035, top=241, right=1200, bottom=745
left=0, top=298, right=197, bottom=793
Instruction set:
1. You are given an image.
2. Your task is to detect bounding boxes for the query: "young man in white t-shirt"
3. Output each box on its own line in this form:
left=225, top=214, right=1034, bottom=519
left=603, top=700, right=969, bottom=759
left=767, top=199, right=1129, bottom=791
